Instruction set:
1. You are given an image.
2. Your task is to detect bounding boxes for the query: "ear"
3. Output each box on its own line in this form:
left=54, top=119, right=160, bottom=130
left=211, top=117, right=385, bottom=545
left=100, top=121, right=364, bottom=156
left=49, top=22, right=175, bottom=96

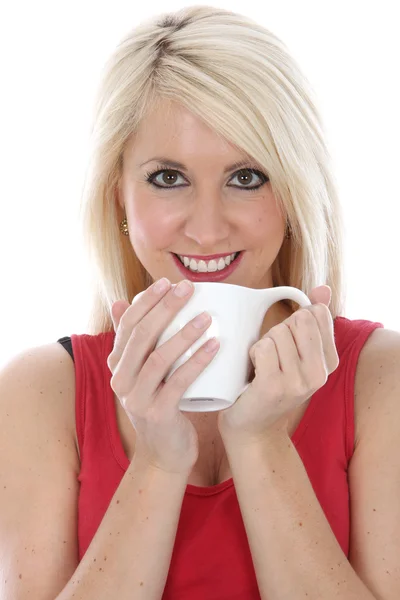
left=113, top=180, right=125, bottom=212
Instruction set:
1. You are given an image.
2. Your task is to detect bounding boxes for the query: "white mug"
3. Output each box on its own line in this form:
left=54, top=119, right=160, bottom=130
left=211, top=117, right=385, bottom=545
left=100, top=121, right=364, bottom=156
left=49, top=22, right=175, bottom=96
left=138, top=282, right=311, bottom=412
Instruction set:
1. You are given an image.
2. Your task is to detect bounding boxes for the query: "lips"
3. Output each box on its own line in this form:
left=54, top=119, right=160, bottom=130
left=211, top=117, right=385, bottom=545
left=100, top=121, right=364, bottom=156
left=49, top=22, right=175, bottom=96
left=177, top=252, right=238, bottom=261
left=171, top=250, right=244, bottom=282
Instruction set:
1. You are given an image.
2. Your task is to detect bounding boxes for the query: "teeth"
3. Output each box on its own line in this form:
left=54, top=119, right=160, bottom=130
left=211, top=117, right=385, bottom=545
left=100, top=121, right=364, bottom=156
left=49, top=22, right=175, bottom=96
left=178, top=252, right=238, bottom=273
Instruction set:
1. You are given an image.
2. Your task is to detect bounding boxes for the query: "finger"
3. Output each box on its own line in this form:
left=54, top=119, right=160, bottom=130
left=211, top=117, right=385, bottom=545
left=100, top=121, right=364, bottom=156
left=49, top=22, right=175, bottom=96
left=285, top=309, right=324, bottom=366
left=155, top=335, right=220, bottom=409
left=308, top=285, right=331, bottom=307
left=261, top=325, right=298, bottom=373
left=110, top=280, right=196, bottom=394
left=284, top=309, right=328, bottom=390
left=108, top=278, right=173, bottom=372
left=111, top=300, right=131, bottom=330
left=303, top=303, right=339, bottom=372
left=135, top=311, right=215, bottom=403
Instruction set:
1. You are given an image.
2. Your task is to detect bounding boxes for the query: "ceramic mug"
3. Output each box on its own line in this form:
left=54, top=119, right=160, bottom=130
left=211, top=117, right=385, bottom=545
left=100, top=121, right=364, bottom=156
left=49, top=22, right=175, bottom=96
left=135, top=282, right=312, bottom=412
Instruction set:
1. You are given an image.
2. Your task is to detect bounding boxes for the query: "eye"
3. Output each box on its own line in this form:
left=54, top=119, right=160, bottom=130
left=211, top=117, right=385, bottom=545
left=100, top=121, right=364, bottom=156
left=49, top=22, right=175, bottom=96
left=145, top=169, right=187, bottom=188
left=145, top=167, right=269, bottom=192
left=229, top=169, right=267, bottom=190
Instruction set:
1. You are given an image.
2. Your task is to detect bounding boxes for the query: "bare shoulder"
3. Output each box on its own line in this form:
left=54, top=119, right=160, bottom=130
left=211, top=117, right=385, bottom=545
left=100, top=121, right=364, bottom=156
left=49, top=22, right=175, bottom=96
left=348, top=327, right=400, bottom=597
left=0, top=342, right=80, bottom=598
left=0, top=341, right=79, bottom=464
left=354, top=326, right=400, bottom=445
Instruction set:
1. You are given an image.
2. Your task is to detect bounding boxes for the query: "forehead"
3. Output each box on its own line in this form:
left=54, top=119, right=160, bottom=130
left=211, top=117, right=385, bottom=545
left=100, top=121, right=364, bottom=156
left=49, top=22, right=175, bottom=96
left=124, top=100, right=249, bottom=164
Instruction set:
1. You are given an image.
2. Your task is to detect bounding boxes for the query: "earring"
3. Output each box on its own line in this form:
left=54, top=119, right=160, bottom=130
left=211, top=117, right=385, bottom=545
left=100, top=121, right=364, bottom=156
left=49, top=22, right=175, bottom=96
left=121, top=215, right=290, bottom=238
left=120, top=217, right=129, bottom=236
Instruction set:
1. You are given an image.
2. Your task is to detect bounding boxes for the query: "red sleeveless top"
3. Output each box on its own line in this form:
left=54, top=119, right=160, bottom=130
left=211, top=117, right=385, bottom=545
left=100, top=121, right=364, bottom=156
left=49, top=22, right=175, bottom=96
left=69, top=316, right=383, bottom=599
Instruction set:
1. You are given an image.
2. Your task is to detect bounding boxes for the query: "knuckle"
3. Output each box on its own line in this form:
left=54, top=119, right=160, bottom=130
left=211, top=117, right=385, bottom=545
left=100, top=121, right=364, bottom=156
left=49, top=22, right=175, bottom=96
left=314, top=304, right=330, bottom=325
left=110, top=372, right=126, bottom=398
left=181, top=322, right=200, bottom=341
left=147, top=347, right=168, bottom=370
left=333, top=354, right=340, bottom=370
left=114, top=385, right=141, bottom=416
left=194, top=350, right=209, bottom=365
left=118, top=309, right=132, bottom=330
left=160, top=293, right=177, bottom=311
left=168, top=371, right=188, bottom=392
left=316, top=367, right=328, bottom=387
left=117, top=392, right=128, bottom=410
left=134, top=319, right=150, bottom=340
left=295, top=309, right=314, bottom=324
left=314, top=302, right=329, bottom=316
left=107, top=353, right=115, bottom=371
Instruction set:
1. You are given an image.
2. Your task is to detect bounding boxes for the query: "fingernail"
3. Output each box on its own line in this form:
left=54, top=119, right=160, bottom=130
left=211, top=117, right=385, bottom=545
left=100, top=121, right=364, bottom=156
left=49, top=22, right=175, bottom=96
left=174, top=279, right=193, bottom=297
left=153, top=278, right=170, bottom=294
left=204, top=337, right=219, bottom=353
left=192, top=311, right=211, bottom=328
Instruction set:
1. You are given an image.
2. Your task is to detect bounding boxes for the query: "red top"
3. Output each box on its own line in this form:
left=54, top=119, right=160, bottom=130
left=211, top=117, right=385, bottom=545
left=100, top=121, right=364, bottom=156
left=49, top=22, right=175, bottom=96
left=71, top=316, right=383, bottom=599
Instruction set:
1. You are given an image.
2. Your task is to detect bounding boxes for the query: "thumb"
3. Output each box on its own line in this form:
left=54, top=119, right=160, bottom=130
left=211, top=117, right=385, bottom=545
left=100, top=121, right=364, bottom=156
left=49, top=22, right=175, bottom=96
left=110, top=300, right=131, bottom=332
left=308, top=285, right=331, bottom=307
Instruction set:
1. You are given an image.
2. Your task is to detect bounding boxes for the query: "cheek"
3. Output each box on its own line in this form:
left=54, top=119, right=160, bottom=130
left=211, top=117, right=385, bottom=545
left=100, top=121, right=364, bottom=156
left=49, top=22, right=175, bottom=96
left=128, top=200, right=180, bottom=248
left=241, top=201, right=284, bottom=239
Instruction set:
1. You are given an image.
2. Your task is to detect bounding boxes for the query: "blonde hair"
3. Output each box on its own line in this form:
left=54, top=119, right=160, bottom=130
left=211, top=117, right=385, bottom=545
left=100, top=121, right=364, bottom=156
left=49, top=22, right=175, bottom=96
left=79, top=4, right=347, bottom=335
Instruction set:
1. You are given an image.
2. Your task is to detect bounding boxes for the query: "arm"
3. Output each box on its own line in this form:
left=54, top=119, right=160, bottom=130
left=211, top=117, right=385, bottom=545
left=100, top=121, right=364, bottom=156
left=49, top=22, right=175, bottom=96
left=57, top=457, right=189, bottom=600
left=0, top=344, right=189, bottom=600
left=223, top=433, right=376, bottom=600
left=221, top=327, right=400, bottom=600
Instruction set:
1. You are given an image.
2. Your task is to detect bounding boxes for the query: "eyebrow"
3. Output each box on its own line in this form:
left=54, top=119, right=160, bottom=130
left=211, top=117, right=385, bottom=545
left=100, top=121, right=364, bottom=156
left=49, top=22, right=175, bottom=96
left=139, top=157, right=257, bottom=173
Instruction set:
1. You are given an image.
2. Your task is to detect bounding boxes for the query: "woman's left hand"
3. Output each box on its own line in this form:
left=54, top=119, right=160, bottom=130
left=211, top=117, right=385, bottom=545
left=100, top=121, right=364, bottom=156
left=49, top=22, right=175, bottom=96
left=217, top=285, right=340, bottom=445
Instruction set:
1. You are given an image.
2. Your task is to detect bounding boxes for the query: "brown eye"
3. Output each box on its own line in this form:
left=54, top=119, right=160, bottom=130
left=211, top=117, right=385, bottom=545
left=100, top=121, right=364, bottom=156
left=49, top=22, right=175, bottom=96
left=231, top=169, right=262, bottom=187
left=145, top=167, right=268, bottom=192
left=145, top=169, right=186, bottom=188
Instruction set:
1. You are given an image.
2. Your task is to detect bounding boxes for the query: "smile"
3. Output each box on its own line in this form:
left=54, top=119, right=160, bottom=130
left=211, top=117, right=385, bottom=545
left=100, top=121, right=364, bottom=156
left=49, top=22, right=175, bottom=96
left=177, top=252, right=240, bottom=272
left=171, top=251, right=244, bottom=282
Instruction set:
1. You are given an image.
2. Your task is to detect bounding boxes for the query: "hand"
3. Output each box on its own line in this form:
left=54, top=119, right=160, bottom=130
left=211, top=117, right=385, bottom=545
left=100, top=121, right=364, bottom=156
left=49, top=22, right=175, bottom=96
left=217, top=285, right=340, bottom=445
left=108, top=278, right=220, bottom=475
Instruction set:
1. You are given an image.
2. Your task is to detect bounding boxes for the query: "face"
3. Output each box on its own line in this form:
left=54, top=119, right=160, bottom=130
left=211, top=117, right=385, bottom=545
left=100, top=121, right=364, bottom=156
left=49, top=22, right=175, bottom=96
left=117, top=100, right=286, bottom=290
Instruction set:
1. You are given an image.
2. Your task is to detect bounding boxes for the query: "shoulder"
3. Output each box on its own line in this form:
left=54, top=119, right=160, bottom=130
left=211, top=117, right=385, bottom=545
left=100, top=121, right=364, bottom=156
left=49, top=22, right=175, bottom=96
left=347, top=327, right=400, bottom=597
left=354, top=326, right=400, bottom=446
left=0, top=342, right=79, bottom=463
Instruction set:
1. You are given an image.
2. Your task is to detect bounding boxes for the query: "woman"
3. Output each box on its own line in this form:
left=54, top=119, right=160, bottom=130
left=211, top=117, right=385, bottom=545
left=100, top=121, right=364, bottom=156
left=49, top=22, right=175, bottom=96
left=1, top=5, right=398, bottom=600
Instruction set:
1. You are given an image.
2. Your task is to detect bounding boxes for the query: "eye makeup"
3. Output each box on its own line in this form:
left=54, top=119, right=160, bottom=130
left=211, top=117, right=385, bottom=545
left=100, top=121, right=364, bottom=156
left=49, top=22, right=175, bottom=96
left=144, top=163, right=269, bottom=193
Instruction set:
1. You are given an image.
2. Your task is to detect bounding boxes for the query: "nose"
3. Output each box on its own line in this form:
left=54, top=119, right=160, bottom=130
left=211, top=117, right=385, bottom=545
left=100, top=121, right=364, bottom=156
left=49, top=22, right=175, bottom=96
left=183, top=194, right=231, bottom=249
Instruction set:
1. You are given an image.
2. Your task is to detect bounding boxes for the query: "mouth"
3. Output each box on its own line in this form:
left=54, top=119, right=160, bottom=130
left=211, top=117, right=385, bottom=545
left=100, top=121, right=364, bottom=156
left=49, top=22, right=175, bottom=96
left=171, top=250, right=244, bottom=282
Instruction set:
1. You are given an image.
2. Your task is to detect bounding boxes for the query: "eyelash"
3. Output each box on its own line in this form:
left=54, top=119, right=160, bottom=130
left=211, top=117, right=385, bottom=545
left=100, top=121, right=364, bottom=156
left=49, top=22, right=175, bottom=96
left=144, top=166, right=269, bottom=193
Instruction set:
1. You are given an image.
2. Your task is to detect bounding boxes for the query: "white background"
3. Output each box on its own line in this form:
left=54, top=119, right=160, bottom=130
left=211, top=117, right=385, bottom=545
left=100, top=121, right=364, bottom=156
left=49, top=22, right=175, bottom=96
left=0, top=0, right=398, bottom=367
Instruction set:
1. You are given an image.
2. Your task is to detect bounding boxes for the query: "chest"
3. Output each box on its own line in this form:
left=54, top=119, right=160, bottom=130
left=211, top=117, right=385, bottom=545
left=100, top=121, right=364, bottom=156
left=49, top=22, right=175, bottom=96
left=111, top=327, right=375, bottom=487
left=114, top=392, right=314, bottom=487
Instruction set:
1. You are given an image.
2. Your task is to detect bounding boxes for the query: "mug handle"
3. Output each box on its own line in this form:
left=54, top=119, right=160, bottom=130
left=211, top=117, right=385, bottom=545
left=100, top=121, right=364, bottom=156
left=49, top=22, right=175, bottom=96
left=236, top=288, right=312, bottom=400
left=268, top=286, right=312, bottom=309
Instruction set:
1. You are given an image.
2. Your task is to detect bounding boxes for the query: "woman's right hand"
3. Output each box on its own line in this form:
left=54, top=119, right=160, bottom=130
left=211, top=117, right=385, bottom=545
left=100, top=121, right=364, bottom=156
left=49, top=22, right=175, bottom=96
left=107, top=278, right=220, bottom=476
